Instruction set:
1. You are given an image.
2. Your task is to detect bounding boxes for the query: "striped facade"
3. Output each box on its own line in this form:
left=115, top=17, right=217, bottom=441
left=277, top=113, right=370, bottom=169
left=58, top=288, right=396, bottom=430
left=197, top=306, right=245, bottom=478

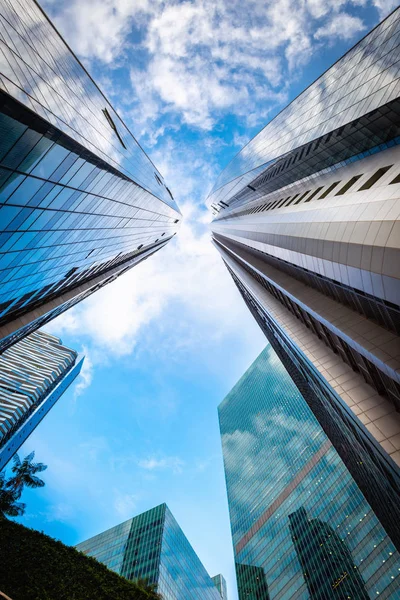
left=210, top=8, right=400, bottom=467
left=219, top=346, right=400, bottom=599
left=0, top=329, right=82, bottom=468
left=76, top=504, right=222, bottom=600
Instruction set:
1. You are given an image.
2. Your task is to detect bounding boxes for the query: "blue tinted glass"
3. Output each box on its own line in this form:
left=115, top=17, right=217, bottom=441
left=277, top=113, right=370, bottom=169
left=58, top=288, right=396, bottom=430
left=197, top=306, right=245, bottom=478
left=76, top=504, right=221, bottom=600
left=0, top=171, right=25, bottom=201
left=219, top=346, right=400, bottom=599
left=0, top=205, right=22, bottom=228
left=0, top=0, right=181, bottom=353
left=6, top=176, right=43, bottom=205
left=0, top=112, right=27, bottom=160
left=1, top=128, right=42, bottom=170
left=31, top=143, right=69, bottom=180
left=20, top=136, right=54, bottom=173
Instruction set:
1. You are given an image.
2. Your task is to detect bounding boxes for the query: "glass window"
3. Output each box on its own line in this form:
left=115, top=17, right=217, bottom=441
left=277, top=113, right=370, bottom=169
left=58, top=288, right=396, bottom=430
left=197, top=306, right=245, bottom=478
left=30, top=143, right=69, bottom=180
left=0, top=112, right=27, bottom=161
left=6, top=176, right=43, bottom=206
left=0, top=128, right=42, bottom=170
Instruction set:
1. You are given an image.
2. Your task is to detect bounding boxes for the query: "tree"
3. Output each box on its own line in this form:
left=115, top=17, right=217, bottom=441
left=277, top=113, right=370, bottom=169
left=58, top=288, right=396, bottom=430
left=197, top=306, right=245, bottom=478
left=0, top=452, right=47, bottom=519
left=135, top=577, right=162, bottom=599
left=9, top=452, right=47, bottom=495
left=0, top=471, right=25, bottom=519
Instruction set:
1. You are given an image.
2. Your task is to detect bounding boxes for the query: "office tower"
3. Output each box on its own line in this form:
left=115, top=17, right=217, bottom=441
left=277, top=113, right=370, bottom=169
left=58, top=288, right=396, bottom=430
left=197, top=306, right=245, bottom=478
left=210, top=9, right=400, bottom=544
left=0, top=0, right=181, bottom=353
left=76, top=503, right=221, bottom=600
left=235, top=565, right=269, bottom=600
left=210, top=8, right=400, bottom=459
left=288, top=507, right=369, bottom=600
left=0, top=330, right=83, bottom=470
left=218, top=345, right=400, bottom=600
left=212, top=574, right=228, bottom=600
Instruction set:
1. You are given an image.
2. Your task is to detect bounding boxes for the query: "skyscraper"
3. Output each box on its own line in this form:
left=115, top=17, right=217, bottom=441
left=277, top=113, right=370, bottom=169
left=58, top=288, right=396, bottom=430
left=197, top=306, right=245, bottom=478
left=210, top=8, right=400, bottom=464
left=235, top=564, right=270, bottom=600
left=219, top=345, right=400, bottom=599
left=210, top=9, right=400, bottom=545
left=76, top=503, right=222, bottom=600
left=0, top=329, right=83, bottom=470
left=212, top=574, right=228, bottom=600
left=288, top=507, right=369, bottom=600
left=0, top=0, right=181, bottom=353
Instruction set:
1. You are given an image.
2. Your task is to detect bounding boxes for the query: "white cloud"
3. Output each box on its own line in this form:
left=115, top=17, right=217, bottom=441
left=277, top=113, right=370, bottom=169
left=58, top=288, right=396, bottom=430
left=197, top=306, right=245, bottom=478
left=73, top=348, right=93, bottom=400
left=50, top=135, right=262, bottom=362
left=138, top=455, right=185, bottom=474
left=315, top=12, right=366, bottom=41
left=79, top=437, right=109, bottom=461
left=43, top=0, right=152, bottom=64
left=372, top=0, right=398, bottom=19
left=46, top=502, right=75, bottom=523
left=113, top=491, right=138, bottom=519
left=45, top=0, right=375, bottom=133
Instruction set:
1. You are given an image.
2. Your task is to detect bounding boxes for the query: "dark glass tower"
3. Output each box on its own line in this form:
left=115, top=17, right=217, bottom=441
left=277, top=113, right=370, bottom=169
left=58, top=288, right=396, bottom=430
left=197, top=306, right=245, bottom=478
left=210, top=9, right=400, bottom=549
left=76, top=503, right=221, bottom=600
left=218, top=346, right=400, bottom=599
left=288, top=507, right=369, bottom=600
left=235, top=564, right=270, bottom=600
left=0, top=0, right=181, bottom=352
left=0, top=329, right=83, bottom=469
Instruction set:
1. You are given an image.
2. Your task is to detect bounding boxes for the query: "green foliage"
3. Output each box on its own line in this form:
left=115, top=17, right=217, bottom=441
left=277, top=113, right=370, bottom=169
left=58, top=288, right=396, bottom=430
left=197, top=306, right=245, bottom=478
left=0, top=472, right=25, bottom=518
left=0, top=452, right=47, bottom=519
left=9, top=452, right=47, bottom=494
left=0, top=518, right=162, bottom=600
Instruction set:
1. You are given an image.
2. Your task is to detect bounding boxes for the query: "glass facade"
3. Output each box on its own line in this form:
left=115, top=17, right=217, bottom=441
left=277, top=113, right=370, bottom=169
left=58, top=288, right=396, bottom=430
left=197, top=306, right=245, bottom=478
left=219, top=346, right=400, bottom=599
left=210, top=7, right=400, bottom=513
left=76, top=503, right=222, bottom=600
left=0, top=329, right=83, bottom=469
left=0, top=0, right=181, bottom=351
left=209, top=8, right=400, bottom=209
left=212, top=574, right=228, bottom=600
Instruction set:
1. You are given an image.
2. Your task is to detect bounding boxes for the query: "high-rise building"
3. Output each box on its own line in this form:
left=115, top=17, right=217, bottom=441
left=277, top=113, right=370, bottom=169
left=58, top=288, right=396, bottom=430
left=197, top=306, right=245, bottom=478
left=288, top=507, right=369, bottom=600
left=0, top=329, right=83, bottom=469
left=76, top=503, right=222, bottom=600
left=210, top=9, right=400, bottom=545
left=235, top=564, right=270, bottom=600
left=0, top=0, right=181, bottom=353
left=218, top=345, right=400, bottom=599
left=212, top=574, right=228, bottom=600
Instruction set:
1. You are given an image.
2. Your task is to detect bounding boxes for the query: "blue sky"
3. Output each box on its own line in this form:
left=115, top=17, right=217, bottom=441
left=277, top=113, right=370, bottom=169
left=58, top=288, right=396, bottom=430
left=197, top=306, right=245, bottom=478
left=13, top=0, right=397, bottom=598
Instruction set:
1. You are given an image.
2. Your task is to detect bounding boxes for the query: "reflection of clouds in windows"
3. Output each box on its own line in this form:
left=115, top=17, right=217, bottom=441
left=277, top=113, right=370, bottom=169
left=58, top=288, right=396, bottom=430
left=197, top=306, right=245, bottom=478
left=0, top=0, right=181, bottom=351
left=209, top=9, right=400, bottom=205
left=220, top=345, right=400, bottom=598
left=220, top=345, right=326, bottom=542
left=0, top=0, right=176, bottom=208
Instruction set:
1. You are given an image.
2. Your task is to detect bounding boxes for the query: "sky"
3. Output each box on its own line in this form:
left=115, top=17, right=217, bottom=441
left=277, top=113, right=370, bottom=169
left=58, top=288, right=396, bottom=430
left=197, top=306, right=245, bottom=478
left=13, top=0, right=398, bottom=598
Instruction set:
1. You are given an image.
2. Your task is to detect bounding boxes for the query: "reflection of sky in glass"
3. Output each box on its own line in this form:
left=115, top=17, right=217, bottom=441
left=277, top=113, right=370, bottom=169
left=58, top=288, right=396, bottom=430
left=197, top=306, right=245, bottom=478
left=159, top=506, right=221, bottom=600
left=77, top=504, right=221, bottom=600
left=209, top=8, right=400, bottom=206
left=0, top=0, right=181, bottom=340
left=219, top=345, right=400, bottom=599
left=0, top=0, right=179, bottom=211
left=0, top=109, right=178, bottom=318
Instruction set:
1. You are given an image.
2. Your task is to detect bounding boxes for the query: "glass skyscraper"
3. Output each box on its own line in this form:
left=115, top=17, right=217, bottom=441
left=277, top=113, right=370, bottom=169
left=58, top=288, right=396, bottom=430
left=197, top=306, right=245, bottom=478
left=0, top=0, right=181, bottom=352
left=76, top=503, right=222, bottom=600
left=210, top=9, right=400, bottom=549
left=0, top=329, right=83, bottom=469
left=212, top=574, right=228, bottom=600
left=219, top=345, right=400, bottom=599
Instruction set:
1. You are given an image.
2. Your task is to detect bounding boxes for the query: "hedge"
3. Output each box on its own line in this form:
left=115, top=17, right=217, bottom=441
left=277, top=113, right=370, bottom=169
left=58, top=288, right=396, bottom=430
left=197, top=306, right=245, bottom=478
left=0, top=518, right=159, bottom=600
